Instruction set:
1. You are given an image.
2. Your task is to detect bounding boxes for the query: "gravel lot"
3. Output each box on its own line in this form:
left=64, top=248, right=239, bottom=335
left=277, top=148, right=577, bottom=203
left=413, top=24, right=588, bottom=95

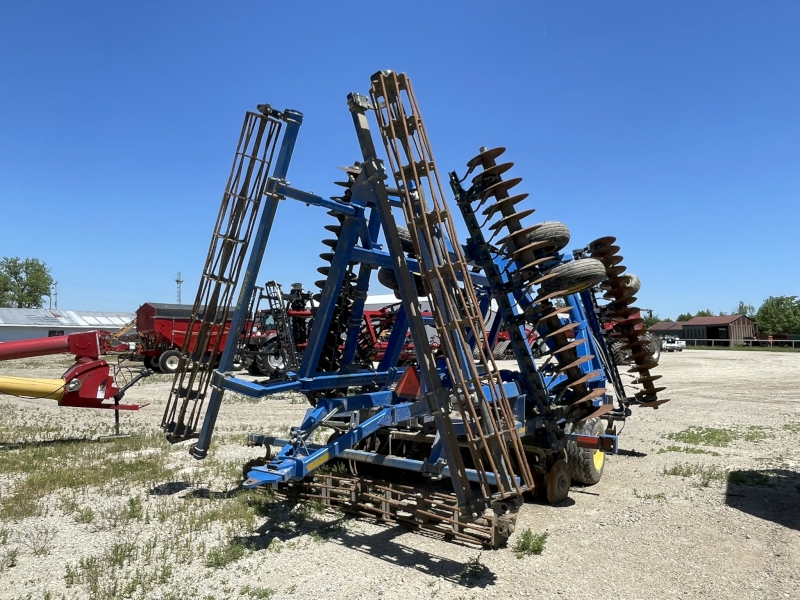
left=0, top=349, right=798, bottom=600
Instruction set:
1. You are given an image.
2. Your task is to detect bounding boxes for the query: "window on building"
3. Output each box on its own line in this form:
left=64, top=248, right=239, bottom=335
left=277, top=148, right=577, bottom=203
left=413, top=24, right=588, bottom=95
left=48, top=330, right=65, bottom=337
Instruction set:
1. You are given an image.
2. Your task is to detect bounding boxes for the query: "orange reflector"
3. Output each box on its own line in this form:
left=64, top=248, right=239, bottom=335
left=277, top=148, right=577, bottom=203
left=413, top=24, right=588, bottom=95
left=395, top=366, right=421, bottom=400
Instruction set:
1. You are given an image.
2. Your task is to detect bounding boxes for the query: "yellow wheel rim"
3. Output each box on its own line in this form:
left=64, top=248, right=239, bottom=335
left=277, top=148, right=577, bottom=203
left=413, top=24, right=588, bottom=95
left=592, top=449, right=605, bottom=471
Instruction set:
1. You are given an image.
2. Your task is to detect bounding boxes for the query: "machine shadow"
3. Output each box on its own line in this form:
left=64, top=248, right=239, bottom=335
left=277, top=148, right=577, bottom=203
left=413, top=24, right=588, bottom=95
left=236, top=513, right=497, bottom=588
left=725, top=469, right=800, bottom=531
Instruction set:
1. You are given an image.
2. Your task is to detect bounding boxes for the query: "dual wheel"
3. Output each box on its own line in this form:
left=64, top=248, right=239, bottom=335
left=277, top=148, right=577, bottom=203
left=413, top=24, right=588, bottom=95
left=537, top=418, right=607, bottom=504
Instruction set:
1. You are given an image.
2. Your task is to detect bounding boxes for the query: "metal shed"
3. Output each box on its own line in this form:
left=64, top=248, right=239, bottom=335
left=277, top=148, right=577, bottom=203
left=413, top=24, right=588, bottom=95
left=0, top=308, right=135, bottom=342
left=648, top=321, right=685, bottom=338
left=681, top=315, right=756, bottom=346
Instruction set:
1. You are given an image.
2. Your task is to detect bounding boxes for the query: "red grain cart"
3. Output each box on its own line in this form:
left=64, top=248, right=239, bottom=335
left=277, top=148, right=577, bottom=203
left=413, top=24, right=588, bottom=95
left=136, top=303, right=238, bottom=373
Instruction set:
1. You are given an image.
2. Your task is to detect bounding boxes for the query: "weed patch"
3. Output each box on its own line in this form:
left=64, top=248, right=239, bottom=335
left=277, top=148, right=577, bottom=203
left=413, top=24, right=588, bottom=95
left=728, top=470, right=776, bottom=488
left=513, top=529, right=548, bottom=557
left=663, top=463, right=728, bottom=486
left=21, top=523, right=57, bottom=556
left=665, top=427, right=737, bottom=447
left=633, top=489, right=667, bottom=501
left=665, top=426, right=773, bottom=448
left=657, top=445, right=720, bottom=456
left=241, top=585, right=276, bottom=599
left=460, top=553, right=490, bottom=583
left=205, top=539, right=249, bottom=568
left=0, top=432, right=175, bottom=519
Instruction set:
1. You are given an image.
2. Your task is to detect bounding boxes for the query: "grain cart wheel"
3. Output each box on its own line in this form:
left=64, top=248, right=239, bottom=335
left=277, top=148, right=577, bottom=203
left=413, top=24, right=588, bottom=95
left=539, top=258, right=607, bottom=297
left=546, top=459, right=571, bottom=504
left=525, top=221, right=571, bottom=254
left=144, top=355, right=160, bottom=371
left=158, top=350, right=181, bottom=374
left=377, top=266, right=427, bottom=297
left=566, top=418, right=606, bottom=485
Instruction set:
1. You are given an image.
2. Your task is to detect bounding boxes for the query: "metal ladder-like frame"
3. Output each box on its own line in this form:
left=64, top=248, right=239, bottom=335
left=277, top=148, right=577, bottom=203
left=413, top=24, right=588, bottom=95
left=367, top=70, right=534, bottom=503
left=161, top=105, right=302, bottom=451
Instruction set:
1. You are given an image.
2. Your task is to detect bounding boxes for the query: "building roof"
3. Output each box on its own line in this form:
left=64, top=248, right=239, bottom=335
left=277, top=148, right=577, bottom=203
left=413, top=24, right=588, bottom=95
left=648, top=321, right=684, bottom=332
left=0, top=308, right=135, bottom=329
left=682, top=315, right=752, bottom=326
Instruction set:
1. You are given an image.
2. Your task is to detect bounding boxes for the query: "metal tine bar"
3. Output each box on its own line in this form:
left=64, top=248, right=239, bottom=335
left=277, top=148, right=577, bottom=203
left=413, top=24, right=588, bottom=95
left=347, top=92, right=477, bottom=512
left=397, top=137, right=522, bottom=499
left=394, top=85, right=525, bottom=481
left=162, top=111, right=283, bottom=440
left=370, top=71, right=532, bottom=499
left=374, top=87, right=500, bottom=496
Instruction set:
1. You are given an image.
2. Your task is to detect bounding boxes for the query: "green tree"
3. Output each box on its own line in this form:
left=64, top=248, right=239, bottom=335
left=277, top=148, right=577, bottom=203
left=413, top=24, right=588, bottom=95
left=641, top=311, right=664, bottom=329
left=676, top=312, right=693, bottom=322
left=755, top=296, right=800, bottom=335
left=735, top=301, right=756, bottom=317
left=694, top=309, right=714, bottom=317
left=0, top=257, right=54, bottom=309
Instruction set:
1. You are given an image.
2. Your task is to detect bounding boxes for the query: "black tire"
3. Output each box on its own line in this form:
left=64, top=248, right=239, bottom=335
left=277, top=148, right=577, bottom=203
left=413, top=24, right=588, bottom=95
left=525, top=221, right=571, bottom=254
left=492, top=340, right=510, bottom=359
left=144, top=355, right=160, bottom=371
left=247, top=358, right=262, bottom=375
left=377, top=266, right=426, bottom=297
left=158, top=350, right=181, bottom=374
left=621, top=274, right=641, bottom=294
left=610, top=340, right=630, bottom=365
left=257, top=340, right=285, bottom=375
left=643, top=332, right=661, bottom=363
left=540, top=258, right=607, bottom=297
left=566, top=417, right=606, bottom=485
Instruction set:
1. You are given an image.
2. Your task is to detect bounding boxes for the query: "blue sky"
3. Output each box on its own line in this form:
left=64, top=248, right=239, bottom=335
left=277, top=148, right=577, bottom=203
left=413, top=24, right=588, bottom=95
left=1, top=1, right=797, bottom=320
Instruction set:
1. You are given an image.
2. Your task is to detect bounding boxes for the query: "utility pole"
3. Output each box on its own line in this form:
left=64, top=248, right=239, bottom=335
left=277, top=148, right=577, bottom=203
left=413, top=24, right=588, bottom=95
left=176, top=272, right=183, bottom=304
left=53, top=281, right=58, bottom=310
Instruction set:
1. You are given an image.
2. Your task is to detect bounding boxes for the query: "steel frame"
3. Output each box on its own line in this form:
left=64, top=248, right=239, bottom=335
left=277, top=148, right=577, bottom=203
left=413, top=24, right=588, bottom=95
left=163, top=72, right=668, bottom=544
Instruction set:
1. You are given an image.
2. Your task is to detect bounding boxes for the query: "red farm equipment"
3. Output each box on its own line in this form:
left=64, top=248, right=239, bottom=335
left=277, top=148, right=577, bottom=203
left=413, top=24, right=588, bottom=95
left=238, top=283, right=429, bottom=377
left=0, top=331, right=149, bottom=433
left=135, top=303, right=245, bottom=374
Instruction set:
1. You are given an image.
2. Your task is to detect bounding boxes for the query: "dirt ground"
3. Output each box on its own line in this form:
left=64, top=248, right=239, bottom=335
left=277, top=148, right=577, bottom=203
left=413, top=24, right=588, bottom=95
left=0, top=349, right=798, bottom=600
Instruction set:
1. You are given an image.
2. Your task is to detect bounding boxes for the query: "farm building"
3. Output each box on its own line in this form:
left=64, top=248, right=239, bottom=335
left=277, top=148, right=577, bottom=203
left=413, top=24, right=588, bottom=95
left=681, top=315, right=756, bottom=346
left=648, top=321, right=685, bottom=338
left=0, top=308, right=135, bottom=342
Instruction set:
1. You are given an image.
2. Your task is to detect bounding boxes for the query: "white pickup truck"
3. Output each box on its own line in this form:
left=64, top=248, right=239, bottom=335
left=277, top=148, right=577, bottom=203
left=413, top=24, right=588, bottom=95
left=661, top=336, right=686, bottom=352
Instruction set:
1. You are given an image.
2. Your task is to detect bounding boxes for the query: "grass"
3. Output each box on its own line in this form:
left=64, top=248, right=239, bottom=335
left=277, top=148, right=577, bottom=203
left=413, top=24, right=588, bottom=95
left=205, top=539, right=250, bottom=568
left=663, top=463, right=728, bottom=486
left=0, top=432, right=176, bottom=520
left=657, top=445, right=720, bottom=456
left=459, top=553, right=490, bottom=582
left=21, top=523, right=57, bottom=556
left=665, top=463, right=782, bottom=488
left=633, top=489, right=667, bottom=501
left=727, top=470, right=777, bottom=488
left=664, top=426, right=773, bottom=448
left=512, top=529, right=548, bottom=558
left=782, top=422, right=800, bottom=434
left=241, top=585, right=276, bottom=599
